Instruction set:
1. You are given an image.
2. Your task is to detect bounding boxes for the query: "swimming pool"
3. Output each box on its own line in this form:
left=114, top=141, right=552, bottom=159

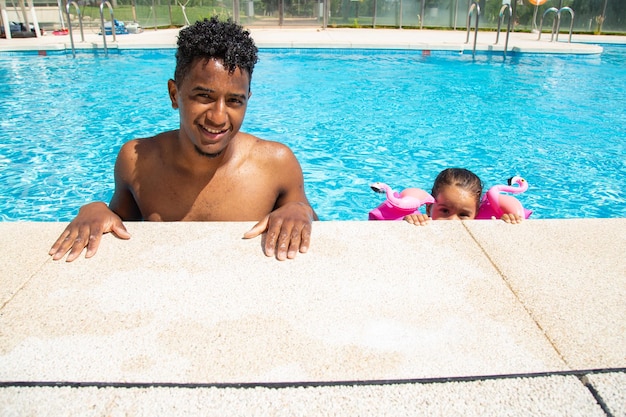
left=1, top=46, right=625, bottom=221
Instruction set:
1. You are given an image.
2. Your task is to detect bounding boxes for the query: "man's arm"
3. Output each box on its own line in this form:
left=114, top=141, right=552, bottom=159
left=243, top=142, right=317, bottom=260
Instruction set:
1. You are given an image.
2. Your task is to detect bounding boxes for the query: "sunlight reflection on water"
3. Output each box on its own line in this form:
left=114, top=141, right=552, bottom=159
left=1, top=47, right=624, bottom=221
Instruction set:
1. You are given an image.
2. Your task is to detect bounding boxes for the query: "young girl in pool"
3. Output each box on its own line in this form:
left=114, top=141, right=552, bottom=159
left=404, top=168, right=524, bottom=226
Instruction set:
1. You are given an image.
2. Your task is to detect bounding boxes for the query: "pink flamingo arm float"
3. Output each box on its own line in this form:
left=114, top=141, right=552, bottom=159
left=368, top=182, right=435, bottom=220
left=475, top=176, right=532, bottom=220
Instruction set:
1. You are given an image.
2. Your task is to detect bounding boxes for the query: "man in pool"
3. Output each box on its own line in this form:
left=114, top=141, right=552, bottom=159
left=49, top=17, right=317, bottom=262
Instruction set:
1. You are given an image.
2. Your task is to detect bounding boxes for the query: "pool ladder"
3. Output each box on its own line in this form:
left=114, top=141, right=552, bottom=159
left=65, top=0, right=117, bottom=57
left=494, top=3, right=512, bottom=57
left=65, top=0, right=84, bottom=58
left=466, top=1, right=512, bottom=59
left=538, top=6, right=575, bottom=43
left=98, top=0, right=117, bottom=56
left=464, top=1, right=480, bottom=58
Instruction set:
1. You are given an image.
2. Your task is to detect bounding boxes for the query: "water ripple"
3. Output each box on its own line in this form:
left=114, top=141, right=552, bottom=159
left=1, top=47, right=625, bottom=221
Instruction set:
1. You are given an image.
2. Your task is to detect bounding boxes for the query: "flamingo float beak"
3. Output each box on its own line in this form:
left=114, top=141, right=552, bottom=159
left=507, top=177, right=526, bottom=186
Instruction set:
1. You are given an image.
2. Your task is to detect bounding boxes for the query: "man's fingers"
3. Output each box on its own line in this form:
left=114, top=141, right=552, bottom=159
left=50, top=222, right=114, bottom=262
left=50, top=229, right=77, bottom=260
left=84, top=233, right=103, bottom=259
left=60, top=235, right=88, bottom=262
left=243, top=215, right=269, bottom=239
left=49, top=227, right=73, bottom=256
left=111, top=223, right=131, bottom=240
left=279, top=224, right=311, bottom=260
left=243, top=203, right=314, bottom=260
left=49, top=204, right=130, bottom=262
left=263, top=218, right=283, bottom=258
left=64, top=242, right=85, bottom=262
left=297, top=224, right=311, bottom=254
left=274, top=228, right=292, bottom=261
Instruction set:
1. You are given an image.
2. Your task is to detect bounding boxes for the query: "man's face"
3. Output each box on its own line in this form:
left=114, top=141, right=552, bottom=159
left=169, top=58, right=251, bottom=158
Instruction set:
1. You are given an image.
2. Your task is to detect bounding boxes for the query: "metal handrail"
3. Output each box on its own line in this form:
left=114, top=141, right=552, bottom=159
left=537, top=7, right=558, bottom=41
left=99, top=0, right=116, bottom=56
left=495, top=3, right=512, bottom=58
left=555, top=7, right=575, bottom=43
left=538, top=6, right=574, bottom=43
left=465, top=1, right=480, bottom=58
left=65, top=0, right=84, bottom=58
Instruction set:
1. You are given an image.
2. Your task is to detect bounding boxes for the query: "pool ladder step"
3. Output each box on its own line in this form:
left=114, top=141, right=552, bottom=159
left=66, top=0, right=117, bottom=57
left=464, top=1, right=513, bottom=59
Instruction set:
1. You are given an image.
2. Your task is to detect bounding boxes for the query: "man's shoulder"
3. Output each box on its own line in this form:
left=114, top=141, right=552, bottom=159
left=116, top=131, right=178, bottom=168
left=120, top=131, right=176, bottom=153
left=239, top=132, right=294, bottom=159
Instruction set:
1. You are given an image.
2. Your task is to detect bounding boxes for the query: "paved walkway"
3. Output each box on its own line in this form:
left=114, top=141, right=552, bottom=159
left=1, top=220, right=625, bottom=415
left=1, top=26, right=625, bottom=416
left=2, top=25, right=625, bottom=54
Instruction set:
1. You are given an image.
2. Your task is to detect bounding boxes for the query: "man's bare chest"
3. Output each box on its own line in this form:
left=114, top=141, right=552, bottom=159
left=133, top=171, right=277, bottom=221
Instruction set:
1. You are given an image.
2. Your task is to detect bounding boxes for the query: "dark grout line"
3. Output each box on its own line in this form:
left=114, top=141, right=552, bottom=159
left=1, top=367, right=625, bottom=390
left=579, top=375, right=615, bottom=417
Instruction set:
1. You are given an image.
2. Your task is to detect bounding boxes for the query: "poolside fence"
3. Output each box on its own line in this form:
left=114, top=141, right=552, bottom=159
left=1, top=0, right=625, bottom=36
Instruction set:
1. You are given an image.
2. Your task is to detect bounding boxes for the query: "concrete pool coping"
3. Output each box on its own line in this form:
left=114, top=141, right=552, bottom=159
left=1, top=26, right=625, bottom=54
left=1, top=220, right=625, bottom=415
left=2, top=26, right=626, bottom=416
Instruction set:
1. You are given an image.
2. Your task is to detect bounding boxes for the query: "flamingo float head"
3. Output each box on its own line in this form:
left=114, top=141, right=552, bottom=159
left=370, top=182, right=390, bottom=194
left=507, top=176, right=528, bottom=191
left=368, top=182, right=435, bottom=220
left=475, top=176, right=532, bottom=220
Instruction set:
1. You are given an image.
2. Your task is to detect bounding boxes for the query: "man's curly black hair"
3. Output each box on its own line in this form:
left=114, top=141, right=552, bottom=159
left=174, top=16, right=258, bottom=86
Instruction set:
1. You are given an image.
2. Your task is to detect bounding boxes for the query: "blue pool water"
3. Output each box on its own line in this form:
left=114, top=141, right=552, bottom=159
left=1, top=46, right=625, bottom=221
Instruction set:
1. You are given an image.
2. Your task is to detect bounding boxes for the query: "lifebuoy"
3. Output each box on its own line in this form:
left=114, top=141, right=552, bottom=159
left=528, top=0, right=548, bottom=6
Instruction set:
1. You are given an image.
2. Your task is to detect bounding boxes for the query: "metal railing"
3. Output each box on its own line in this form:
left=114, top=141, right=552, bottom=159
left=556, top=7, right=575, bottom=42
left=65, top=0, right=83, bottom=58
left=99, top=0, right=116, bottom=56
left=465, top=1, right=480, bottom=58
left=538, top=6, right=575, bottom=43
left=495, top=2, right=512, bottom=58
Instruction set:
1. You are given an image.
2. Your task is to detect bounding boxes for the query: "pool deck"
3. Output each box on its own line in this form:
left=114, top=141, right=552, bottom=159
left=1, top=25, right=625, bottom=54
left=1, top=27, right=626, bottom=416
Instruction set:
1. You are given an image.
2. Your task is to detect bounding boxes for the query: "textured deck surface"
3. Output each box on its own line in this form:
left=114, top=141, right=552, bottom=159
left=1, top=220, right=624, bottom=415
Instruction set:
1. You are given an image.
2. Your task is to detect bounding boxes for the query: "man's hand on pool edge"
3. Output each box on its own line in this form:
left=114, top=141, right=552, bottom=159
left=243, top=202, right=315, bottom=261
left=48, top=202, right=131, bottom=262
left=50, top=202, right=315, bottom=262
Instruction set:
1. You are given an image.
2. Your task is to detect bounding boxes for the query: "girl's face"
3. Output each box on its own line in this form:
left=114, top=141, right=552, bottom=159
left=427, top=185, right=478, bottom=220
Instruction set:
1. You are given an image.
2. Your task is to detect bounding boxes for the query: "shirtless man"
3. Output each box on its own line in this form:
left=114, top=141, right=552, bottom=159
left=49, top=17, right=317, bottom=262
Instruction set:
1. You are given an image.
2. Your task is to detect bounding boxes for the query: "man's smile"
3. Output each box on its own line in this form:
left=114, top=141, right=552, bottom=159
left=200, top=125, right=230, bottom=136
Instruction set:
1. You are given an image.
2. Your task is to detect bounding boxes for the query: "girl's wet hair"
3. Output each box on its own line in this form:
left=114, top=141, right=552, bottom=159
left=174, top=16, right=258, bottom=86
left=432, top=168, right=483, bottom=210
